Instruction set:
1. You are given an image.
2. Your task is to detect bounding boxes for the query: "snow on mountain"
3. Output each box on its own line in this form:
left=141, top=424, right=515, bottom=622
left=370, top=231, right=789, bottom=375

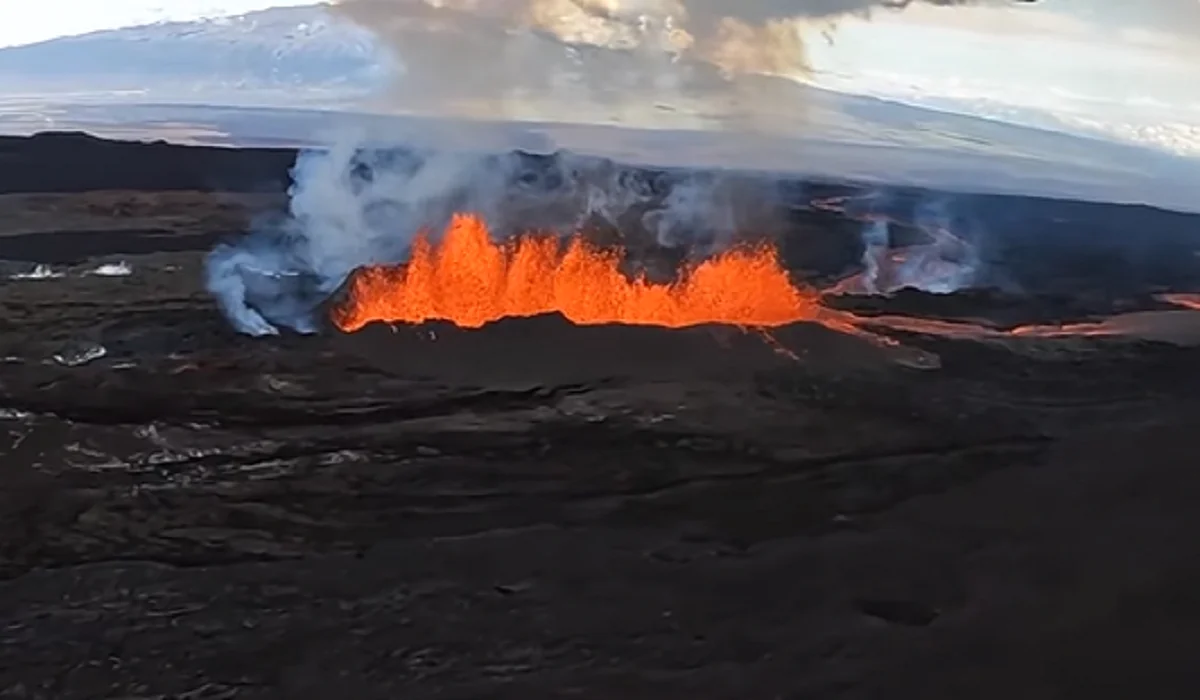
left=0, top=5, right=391, bottom=98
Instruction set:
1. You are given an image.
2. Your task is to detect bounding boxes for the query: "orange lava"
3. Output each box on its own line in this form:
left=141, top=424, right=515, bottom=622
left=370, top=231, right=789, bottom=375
left=1160, top=292, right=1200, bottom=311
left=332, top=213, right=825, bottom=332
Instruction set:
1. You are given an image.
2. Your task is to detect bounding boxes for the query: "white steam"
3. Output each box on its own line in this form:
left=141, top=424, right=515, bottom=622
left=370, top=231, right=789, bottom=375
left=206, top=136, right=776, bottom=336
left=856, top=197, right=980, bottom=295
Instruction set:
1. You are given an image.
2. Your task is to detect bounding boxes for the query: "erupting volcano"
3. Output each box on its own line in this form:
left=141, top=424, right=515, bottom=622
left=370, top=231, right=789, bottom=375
left=332, top=213, right=826, bottom=332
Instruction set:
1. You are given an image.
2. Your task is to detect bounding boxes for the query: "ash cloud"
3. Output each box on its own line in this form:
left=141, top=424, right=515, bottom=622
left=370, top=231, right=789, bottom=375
left=324, top=0, right=1034, bottom=127
left=329, top=0, right=1023, bottom=82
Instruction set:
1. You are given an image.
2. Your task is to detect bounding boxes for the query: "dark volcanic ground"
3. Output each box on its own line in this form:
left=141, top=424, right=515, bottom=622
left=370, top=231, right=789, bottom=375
left=2, top=133, right=1200, bottom=699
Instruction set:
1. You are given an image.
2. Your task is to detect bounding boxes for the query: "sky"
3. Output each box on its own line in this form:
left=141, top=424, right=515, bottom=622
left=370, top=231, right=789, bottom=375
left=803, top=5, right=1196, bottom=101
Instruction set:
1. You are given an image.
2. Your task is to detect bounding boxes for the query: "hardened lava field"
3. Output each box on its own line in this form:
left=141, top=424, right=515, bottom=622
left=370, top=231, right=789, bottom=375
left=2, top=133, right=1200, bottom=699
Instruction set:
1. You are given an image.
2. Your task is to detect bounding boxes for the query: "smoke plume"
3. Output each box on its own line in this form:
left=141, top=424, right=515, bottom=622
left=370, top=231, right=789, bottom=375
left=856, top=198, right=981, bottom=295
left=329, top=0, right=1026, bottom=76
left=324, top=0, right=1033, bottom=127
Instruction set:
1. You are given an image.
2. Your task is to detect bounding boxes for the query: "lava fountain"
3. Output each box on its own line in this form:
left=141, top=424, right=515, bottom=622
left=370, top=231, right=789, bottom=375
left=329, top=212, right=1200, bottom=351
left=332, top=213, right=828, bottom=332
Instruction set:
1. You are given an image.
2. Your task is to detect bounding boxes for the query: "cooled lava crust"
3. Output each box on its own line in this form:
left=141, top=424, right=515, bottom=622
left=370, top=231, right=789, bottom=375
left=2, top=132, right=1200, bottom=699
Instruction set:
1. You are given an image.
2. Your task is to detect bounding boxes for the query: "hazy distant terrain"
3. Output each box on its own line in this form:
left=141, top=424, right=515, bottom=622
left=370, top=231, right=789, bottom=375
left=2, top=4, right=1199, bottom=213
left=0, top=6, right=384, bottom=97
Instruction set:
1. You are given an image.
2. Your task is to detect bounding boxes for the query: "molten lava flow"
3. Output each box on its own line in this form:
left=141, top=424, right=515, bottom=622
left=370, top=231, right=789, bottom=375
left=332, top=213, right=825, bottom=331
left=1160, top=293, right=1200, bottom=311
left=329, top=212, right=1200, bottom=349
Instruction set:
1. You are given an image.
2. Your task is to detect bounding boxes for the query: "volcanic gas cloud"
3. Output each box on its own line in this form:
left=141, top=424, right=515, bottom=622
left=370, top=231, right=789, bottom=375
left=332, top=212, right=823, bottom=332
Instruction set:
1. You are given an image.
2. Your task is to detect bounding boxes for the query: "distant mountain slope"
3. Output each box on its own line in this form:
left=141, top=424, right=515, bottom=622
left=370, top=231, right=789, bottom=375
left=0, top=5, right=389, bottom=94
left=0, top=1, right=817, bottom=126
left=3, top=3, right=1193, bottom=158
left=1, top=1, right=1195, bottom=197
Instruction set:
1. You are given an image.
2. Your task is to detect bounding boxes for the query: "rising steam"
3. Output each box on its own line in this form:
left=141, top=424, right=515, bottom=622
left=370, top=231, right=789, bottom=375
left=324, top=0, right=1034, bottom=126
left=857, top=200, right=980, bottom=295
left=205, top=0, right=1029, bottom=335
left=205, top=139, right=779, bottom=336
left=816, top=191, right=983, bottom=296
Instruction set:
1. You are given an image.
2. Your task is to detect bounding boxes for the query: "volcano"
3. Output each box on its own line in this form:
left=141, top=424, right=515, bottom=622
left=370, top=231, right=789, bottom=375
left=4, top=132, right=1200, bottom=700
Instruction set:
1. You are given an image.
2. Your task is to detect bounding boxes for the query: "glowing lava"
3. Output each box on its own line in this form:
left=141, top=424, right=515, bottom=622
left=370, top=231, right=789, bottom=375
left=332, top=213, right=825, bottom=332
left=327, top=212, right=1200, bottom=353
left=1160, top=293, right=1200, bottom=311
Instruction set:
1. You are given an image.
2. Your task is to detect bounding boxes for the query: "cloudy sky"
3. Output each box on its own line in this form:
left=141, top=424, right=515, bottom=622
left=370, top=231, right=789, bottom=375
left=0, top=0, right=1196, bottom=49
